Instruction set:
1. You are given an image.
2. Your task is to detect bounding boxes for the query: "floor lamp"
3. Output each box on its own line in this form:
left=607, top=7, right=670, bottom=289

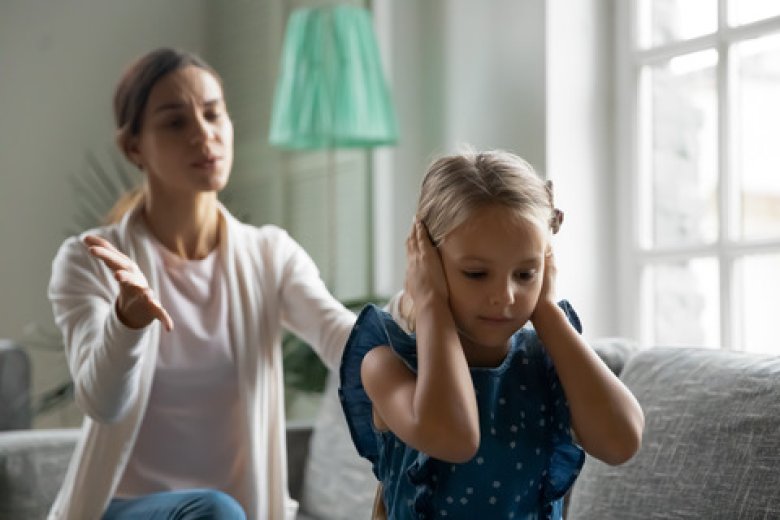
left=269, top=4, right=398, bottom=301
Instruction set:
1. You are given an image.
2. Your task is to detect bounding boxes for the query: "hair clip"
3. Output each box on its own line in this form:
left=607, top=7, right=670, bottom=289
left=551, top=208, right=564, bottom=234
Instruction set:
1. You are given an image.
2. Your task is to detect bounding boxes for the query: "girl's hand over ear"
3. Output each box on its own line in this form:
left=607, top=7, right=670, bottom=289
left=532, top=245, right=559, bottom=323
left=404, top=219, right=449, bottom=308
left=83, top=235, right=174, bottom=332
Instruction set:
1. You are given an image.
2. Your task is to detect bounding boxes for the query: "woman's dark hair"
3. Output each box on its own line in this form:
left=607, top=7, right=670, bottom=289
left=107, top=48, right=223, bottom=224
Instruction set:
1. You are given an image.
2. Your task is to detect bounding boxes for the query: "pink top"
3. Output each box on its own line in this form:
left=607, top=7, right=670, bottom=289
left=115, top=229, right=249, bottom=512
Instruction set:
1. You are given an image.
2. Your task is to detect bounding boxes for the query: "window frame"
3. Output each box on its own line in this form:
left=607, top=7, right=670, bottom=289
left=615, top=0, right=780, bottom=350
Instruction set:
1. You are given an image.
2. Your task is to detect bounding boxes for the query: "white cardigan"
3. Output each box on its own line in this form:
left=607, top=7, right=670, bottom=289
left=47, top=204, right=355, bottom=520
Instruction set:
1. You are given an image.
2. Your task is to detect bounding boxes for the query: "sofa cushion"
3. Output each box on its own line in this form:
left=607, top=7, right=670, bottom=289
left=567, top=347, right=780, bottom=519
left=0, top=428, right=79, bottom=520
left=299, top=374, right=376, bottom=519
left=590, top=337, right=638, bottom=377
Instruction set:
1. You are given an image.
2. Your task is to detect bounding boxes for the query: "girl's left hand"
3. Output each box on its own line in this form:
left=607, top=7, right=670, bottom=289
left=532, top=245, right=558, bottom=320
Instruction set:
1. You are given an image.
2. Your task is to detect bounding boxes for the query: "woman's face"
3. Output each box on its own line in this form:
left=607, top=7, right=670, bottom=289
left=438, top=204, right=547, bottom=367
left=128, top=66, right=234, bottom=196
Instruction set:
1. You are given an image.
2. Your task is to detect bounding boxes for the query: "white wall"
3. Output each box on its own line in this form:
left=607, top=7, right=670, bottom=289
left=0, top=0, right=210, bottom=426
left=374, top=0, right=617, bottom=340
left=547, top=0, right=617, bottom=338
left=0, top=0, right=210, bottom=340
left=440, top=0, right=547, bottom=169
left=373, top=0, right=550, bottom=299
left=206, top=1, right=287, bottom=229
left=372, top=0, right=446, bottom=297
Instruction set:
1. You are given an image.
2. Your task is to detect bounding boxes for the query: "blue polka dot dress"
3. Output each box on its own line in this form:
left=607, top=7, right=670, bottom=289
left=339, top=302, right=585, bottom=520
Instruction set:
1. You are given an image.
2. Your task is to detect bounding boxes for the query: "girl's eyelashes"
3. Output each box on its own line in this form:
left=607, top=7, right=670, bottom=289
left=514, top=270, right=537, bottom=282
left=462, top=270, right=537, bottom=281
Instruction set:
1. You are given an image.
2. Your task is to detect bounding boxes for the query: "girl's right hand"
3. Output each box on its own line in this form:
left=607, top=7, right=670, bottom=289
left=83, top=235, right=174, bottom=331
left=404, top=218, right=449, bottom=307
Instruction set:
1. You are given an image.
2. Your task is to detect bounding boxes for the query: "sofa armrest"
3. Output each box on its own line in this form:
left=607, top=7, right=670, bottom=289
left=590, top=337, right=638, bottom=377
left=0, top=340, right=32, bottom=431
left=0, top=428, right=79, bottom=520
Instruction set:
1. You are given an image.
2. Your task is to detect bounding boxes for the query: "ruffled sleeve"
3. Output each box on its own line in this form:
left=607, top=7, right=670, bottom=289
left=541, top=300, right=586, bottom=502
left=338, top=304, right=417, bottom=464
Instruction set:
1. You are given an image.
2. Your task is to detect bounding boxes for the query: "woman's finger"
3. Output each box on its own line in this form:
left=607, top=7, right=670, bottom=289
left=144, top=289, right=173, bottom=331
left=83, top=234, right=113, bottom=247
left=154, top=304, right=175, bottom=332
left=84, top=235, right=134, bottom=265
left=83, top=234, right=111, bottom=248
left=83, top=235, right=129, bottom=259
left=139, top=288, right=173, bottom=331
left=88, top=245, right=136, bottom=273
left=115, top=269, right=148, bottom=289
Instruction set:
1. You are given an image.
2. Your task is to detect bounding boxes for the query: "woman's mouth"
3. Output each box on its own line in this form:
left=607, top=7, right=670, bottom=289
left=191, top=156, right=221, bottom=168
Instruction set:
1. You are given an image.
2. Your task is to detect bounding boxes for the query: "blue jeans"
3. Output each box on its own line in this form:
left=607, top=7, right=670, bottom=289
left=103, top=489, right=246, bottom=520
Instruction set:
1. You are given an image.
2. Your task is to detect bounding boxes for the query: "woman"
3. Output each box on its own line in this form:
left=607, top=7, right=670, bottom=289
left=47, top=48, right=355, bottom=520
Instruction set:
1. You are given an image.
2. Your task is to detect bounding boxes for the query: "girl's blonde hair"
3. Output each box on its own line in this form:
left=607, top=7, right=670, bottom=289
left=400, top=149, right=563, bottom=328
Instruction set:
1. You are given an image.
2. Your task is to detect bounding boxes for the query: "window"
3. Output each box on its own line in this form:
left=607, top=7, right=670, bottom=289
left=617, top=1, right=780, bottom=352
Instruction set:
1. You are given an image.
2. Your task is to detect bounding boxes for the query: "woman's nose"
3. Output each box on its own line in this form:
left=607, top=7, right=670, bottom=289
left=190, top=116, right=213, bottom=144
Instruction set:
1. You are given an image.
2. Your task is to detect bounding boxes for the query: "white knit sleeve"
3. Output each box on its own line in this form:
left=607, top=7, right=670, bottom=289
left=48, top=234, right=150, bottom=423
left=274, top=229, right=356, bottom=371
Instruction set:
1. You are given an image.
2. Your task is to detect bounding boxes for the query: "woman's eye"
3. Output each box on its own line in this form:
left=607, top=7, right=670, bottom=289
left=514, top=271, right=536, bottom=282
left=463, top=271, right=486, bottom=280
left=166, top=118, right=185, bottom=129
left=205, top=111, right=222, bottom=121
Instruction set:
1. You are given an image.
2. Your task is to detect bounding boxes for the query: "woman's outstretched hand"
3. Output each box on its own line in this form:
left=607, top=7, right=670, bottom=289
left=83, top=235, right=174, bottom=332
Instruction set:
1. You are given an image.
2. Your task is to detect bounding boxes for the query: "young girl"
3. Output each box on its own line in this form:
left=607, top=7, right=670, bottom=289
left=340, top=150, right=644, bottom=519
left=47, top=48, right=355, bottom=520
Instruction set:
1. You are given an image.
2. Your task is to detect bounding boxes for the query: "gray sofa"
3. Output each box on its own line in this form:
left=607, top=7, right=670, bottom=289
left=567, top=347, right=780, bottom=519
left=0, top=340, right=31, bottom=431
left=3, top=342, right=780, bottom=519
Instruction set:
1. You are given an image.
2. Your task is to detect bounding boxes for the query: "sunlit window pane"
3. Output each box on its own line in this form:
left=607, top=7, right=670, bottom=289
left=639, top=0, right=717, bottom=48
left=642, top=50, right=718, bottom=248
left=643, top=258, right=720, bottom=348
left=732, top=34, right=780, bottom=241
left=729, top=1, right=780, bottom=26
left=735, top=254, right=780, bottom=353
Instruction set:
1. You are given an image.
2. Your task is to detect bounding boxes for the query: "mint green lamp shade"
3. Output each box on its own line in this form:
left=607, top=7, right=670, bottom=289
left=269, top=5, right=399, bottom=149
